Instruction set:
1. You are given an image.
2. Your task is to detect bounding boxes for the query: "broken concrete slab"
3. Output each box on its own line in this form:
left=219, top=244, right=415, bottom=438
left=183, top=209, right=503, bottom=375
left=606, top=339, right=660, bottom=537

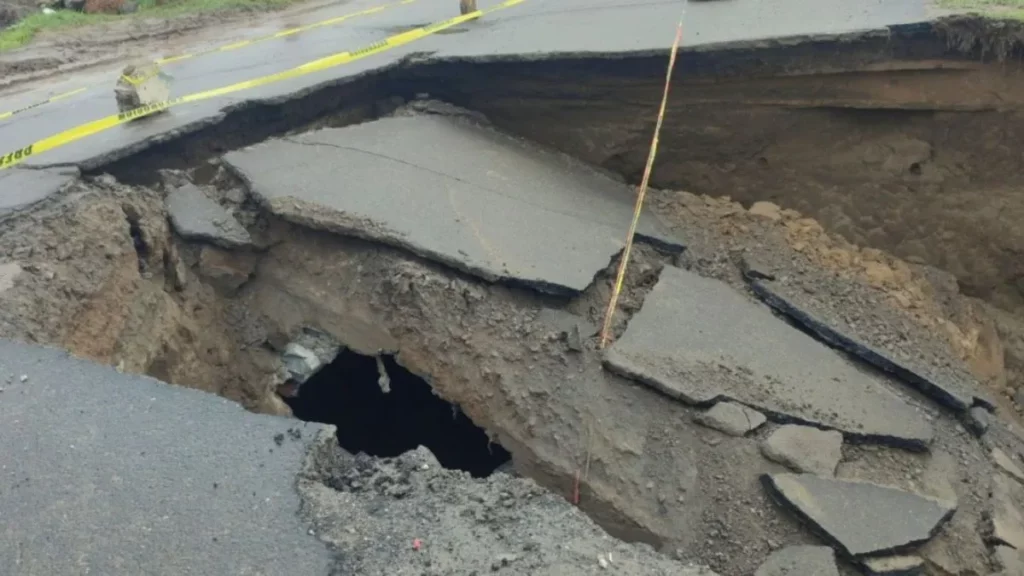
left=695, top=401, right=767, bottom=437
left=604, top=266, right=933, bottom=448
left=760, top=425, right=843, bottom=477
left=995, top=545, right=1024, bottom=575
left=992, top=474, right=1024, bottom=550
left=749, top=277, right=992, bottom=413
left=0, top=338, right=332, bottom=574
left=0, top=166, right=78, bottom=216
left=165, top=183, right=252, bottom=249
left=861, top=555, right=925, bottom=575
left=762, top=473, right=956, bottom=557
left=994, top=448, right=1024, bottom=484
left=753, top=545, right=839, bottom=576
left=222, top=115, right=683, bottom=296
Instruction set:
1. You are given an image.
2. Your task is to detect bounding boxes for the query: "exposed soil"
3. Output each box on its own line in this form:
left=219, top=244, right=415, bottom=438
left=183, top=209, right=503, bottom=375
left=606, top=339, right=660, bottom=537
left=0, top=144, right=1013, bottom=575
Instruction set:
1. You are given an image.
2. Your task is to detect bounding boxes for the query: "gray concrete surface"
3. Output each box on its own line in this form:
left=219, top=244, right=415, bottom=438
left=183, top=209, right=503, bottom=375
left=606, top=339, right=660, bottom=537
left=0, top=166, right=78, bottom=216
left=604, top=265, right=934, bottom=447
left=0, top=338, right=333, bottom=575
left=166, top=182, right=252, bottom=248
left=0, top=0, right=931, bottom=177
left=223, top=114, right=683, bottom=294
left=754, top=546, right=839, bottom=576
left=750, top=277, right=991, bottom=413
left=762, top=473, right=956, bottom=557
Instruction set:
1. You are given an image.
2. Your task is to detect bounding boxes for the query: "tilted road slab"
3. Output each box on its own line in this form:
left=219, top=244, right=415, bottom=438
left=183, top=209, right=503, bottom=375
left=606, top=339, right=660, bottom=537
left=0, top=338, right=333, bottom=575
left=749, top=277, right=993, bottom=413
left=604, top=266, right=933, bottom=447
left=0, top=166, right=78, bottom=216
left=223, top=114, right=683, bottom=295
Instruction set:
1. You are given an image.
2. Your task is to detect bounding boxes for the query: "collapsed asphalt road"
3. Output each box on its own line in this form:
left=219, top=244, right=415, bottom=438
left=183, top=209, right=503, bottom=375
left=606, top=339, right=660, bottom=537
left=5, top=1, right=1024, bottom=576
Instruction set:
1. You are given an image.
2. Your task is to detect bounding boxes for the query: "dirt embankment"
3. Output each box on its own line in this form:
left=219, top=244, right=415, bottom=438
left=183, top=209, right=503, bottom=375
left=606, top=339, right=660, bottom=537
left=0, top=155, right=1004, bottom=575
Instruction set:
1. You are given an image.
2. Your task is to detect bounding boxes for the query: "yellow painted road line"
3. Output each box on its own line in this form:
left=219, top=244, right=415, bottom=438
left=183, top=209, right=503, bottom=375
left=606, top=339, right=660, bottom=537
left=0, top=0, right=525, bottom=171
left=0, top=0, right=415, bottom=122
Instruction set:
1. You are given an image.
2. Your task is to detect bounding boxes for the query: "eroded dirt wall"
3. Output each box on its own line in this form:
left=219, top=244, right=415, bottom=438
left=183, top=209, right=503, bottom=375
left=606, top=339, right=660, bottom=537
left=403, top=36, right=1024, bottom=314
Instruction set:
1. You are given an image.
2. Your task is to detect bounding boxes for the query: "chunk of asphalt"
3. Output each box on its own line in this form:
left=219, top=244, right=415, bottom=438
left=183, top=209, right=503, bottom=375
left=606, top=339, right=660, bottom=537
left=991, top=474, right=1024, bottom=550
left=165, top=182, right=252, bottom=249
left=753, top=546, right=839, bottom=576
left=762, top=473, right=956, bottom=557
left=861, top=555, right=925, bottom=575
left=994, top=545, right=1024, bottom=574
left=993, top=448, right=1024, bottom=484
left=603, top=266, right=933, bottom=448
left=0, top=166, right=78, bottom=216
left=222, top=115, right=683, bottom=296
left=0, top=338, right=332, bottom=575
left=748, top=278, right=992, bottom=413
left=760, top=425, right=843, bottom=477
left=964, top=405, right=990, bottom=436
left=695, top=401, right=767, bottom=437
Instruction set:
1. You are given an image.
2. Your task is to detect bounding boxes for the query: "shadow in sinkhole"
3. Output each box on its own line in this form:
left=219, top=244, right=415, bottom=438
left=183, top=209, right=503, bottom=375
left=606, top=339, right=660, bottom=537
left=284, top=349, right=511, bottom=478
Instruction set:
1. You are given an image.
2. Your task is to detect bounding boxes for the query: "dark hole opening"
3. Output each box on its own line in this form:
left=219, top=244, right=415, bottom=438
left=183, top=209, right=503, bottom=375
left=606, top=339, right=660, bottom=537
left=284, top=349, right=511, bottom=478
left=909, top=162, right=922, bottom=175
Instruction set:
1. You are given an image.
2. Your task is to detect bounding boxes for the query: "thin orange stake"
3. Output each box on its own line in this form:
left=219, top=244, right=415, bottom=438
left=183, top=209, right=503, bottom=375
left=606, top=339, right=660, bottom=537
left=598, top=11, right=686, bottom=349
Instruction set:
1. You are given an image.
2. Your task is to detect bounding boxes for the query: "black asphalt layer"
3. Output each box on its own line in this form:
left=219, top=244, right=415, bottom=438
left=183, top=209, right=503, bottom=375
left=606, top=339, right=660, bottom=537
left=604, top=266, right=934, bottom=448
left=0, top=338, right=333, bottom=575
left=223, top=114, right=683, bottom=295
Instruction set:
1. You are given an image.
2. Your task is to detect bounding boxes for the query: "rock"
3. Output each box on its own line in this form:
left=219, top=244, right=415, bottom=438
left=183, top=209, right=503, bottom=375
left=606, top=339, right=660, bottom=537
left=0, top=262, right=22, bottom=294
left=861, top=555, right=924, bottom=575
left=566, top=324, right=584, bottom=352
left=166, top=183, right=252, bottom=249
left=762, top=473, right=956, bottom=557
left=754, top=545, right=838, bottom=576
left=994, top=448, right=1024, bottom=484
left=694, top=401, right=767, bottom=437
left=739, top=253, right=776, bottom=281
left=992, top=474, right=1024, bottom=550
left=282, top=344, right=322, bottom=385
left=965, top=406, right=990, bottom=436
left=83, top=0, right=123, bottom=13
left=994, top=545, right=1024, bottom=575
left=1016, top=387, right=1024, bottom=408
left=164, top=244, right=187, bottom=291
left=760, top=425, right=843, bottom=477
left=748, top=201, right=783, bottom=221
left=197, top=247, right=256, bottom=292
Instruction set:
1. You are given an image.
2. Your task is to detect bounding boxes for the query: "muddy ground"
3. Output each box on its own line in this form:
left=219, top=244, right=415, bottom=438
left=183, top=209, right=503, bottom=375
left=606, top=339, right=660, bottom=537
left=0, top=0, right=337, bottom=87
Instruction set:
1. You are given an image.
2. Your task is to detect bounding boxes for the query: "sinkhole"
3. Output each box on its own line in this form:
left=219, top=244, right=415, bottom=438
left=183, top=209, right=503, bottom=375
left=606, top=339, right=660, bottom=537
left=284, top=349, right=511, bottom=478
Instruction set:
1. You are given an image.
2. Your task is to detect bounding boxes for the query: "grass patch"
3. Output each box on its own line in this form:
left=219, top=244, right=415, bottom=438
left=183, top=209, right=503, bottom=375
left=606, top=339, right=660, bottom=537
left=937, top=0, right=1024, bottom=20
left=0, top=0, right=299, bottom=52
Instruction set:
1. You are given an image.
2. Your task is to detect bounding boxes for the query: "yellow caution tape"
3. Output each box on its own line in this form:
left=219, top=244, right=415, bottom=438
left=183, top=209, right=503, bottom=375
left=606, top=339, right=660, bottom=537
left=0, top=0, right=524, bottom=172
left=0, top=0, right=416, bottom=122
left=0, top=87, right=87, bottom=121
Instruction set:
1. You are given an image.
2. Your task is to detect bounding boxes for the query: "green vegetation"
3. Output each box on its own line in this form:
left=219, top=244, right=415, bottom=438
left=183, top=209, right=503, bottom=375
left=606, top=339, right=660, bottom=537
left=0, top=0, right=299, bottom=52
left=937, top=0, right=1024, bottom=20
